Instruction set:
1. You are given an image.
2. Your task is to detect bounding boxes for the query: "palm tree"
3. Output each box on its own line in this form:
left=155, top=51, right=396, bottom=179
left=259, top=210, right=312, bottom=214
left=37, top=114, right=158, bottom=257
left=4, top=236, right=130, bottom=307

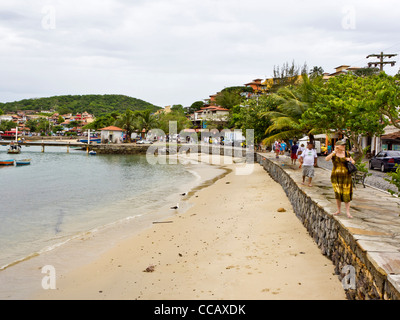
left=136, top=109, right=158, bottom=138
left=115, top=109, right=137, bottom=142
left=262, top=74, right=322, bottom=146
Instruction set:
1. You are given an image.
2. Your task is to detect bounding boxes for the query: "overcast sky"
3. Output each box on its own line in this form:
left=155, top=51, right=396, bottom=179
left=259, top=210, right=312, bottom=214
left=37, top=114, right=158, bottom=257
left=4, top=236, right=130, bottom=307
left=1, top=0, right=400, bottom=107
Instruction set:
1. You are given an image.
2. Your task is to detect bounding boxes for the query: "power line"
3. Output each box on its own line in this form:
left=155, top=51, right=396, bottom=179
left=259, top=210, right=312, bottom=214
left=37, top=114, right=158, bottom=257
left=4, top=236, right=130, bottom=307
left=381, top=41, right=400, bottom=53
left=347, top=42, right=400, bottom=68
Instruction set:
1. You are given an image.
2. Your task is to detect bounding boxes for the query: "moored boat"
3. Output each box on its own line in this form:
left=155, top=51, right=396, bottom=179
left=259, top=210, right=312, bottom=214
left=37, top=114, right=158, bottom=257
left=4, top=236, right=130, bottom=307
left=7, top=148, right=21, bottom=154
left=0, top=159, right=14, bottom=166
left=7, top=142, right=21, bottom=154
left=15, top=159, right=31, bottom=166
left=79, top=138, right=101, bottom=144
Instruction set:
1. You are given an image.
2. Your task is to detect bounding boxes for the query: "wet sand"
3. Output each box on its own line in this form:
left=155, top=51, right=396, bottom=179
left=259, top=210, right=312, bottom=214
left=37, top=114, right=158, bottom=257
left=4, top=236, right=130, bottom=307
left=33, top=154, right=346, bottom=300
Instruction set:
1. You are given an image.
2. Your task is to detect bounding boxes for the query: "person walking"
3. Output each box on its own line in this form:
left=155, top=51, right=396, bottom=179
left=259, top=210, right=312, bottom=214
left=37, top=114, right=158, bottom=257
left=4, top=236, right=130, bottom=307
left=290, top=142, right=299, bottom=165
left=280, top=140, right=287, bottom=155
left=298, top=142, right=318, bottom=187
left=274, top=140, right=281, bottom=158
left=297, top=143, right=306, bottom=157
left=325, top=140, right=355, bottom=218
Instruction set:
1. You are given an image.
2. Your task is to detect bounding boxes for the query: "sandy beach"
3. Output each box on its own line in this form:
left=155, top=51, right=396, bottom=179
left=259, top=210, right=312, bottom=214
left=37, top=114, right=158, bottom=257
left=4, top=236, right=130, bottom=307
left=30, top=153, right=346, bottom=300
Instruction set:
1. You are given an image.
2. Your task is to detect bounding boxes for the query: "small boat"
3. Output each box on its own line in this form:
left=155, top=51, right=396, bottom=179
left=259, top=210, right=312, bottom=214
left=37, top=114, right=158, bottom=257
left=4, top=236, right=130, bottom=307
left=89, top=150, right=97, bottom=155
left=7, top=148, right=21, bottom=154
left=15, top=159, right=31, bottom=166
left=0, top=160, right=14, bottom=166
left=80, top=138, right=101, bottom=144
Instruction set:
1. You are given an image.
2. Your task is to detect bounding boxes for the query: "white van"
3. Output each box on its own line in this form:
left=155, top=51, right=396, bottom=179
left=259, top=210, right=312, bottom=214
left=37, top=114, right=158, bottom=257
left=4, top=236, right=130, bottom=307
left=298, top=137, right=321, bottom=155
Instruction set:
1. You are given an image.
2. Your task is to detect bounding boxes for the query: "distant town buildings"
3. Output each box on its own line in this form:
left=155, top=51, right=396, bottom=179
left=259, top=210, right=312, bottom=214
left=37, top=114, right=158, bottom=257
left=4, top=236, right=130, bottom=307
left=0, top=110, right=96, bottom=135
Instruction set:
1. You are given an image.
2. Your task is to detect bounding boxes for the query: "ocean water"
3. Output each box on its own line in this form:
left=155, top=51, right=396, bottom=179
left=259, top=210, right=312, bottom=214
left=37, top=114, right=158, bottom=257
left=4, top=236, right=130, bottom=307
left=0, top=145, right=195, bottom=270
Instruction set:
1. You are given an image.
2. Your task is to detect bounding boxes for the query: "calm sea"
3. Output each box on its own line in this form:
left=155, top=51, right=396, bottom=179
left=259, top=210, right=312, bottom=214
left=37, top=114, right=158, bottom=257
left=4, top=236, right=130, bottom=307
left=0, top=145, right=195, bottom=270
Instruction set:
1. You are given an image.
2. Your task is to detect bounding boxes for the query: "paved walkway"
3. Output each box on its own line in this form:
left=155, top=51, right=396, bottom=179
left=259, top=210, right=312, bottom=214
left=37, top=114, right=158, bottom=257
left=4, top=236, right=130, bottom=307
left=259, top=152, right=400, bottom=297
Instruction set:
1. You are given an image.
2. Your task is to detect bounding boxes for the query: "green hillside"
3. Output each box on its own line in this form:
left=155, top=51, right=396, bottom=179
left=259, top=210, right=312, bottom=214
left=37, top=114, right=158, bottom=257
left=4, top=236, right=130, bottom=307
left=0, top=94, right=161, bottom=116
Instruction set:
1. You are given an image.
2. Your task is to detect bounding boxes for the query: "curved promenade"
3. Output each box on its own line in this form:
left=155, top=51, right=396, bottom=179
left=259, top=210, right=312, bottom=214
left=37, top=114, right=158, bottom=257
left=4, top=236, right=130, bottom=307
left=256, top=152, right=400, bottom=300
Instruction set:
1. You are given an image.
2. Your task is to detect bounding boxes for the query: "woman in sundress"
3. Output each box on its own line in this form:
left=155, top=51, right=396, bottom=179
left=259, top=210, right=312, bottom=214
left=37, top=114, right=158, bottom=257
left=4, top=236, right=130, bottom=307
left=325, top=140, right=355, bottom=218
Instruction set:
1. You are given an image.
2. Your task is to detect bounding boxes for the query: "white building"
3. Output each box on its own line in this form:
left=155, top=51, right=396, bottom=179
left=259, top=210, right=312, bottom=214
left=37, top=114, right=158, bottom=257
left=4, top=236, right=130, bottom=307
left=193, top=106, right=230, bottom=122
left=100, top=126, right=125, bottom=144
left=0, top=115, right=13, bottom=122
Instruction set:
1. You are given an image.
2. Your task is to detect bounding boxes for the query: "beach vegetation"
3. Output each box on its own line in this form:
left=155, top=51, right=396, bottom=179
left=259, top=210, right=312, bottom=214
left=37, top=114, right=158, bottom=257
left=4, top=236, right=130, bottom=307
left=156, top=109, right=192, bottom=134
left=52, top=125, right=65, bottom=134
left=230, top=95, right=275, bottom=145
left=214, top=88, right=247, bottom=109
left=352, top=66, right=380, bottom=77
left=300, top=73, right=388, bottom=161
left=36, top=117, right=52, bottom=133
left=270, top=60, right=308, bottom=92
left=136, top=109, right=159, bottom=136
left=385, top=164, right=400, bottom=197
left=309, top=66, right=324, bottom=80
left=115, top=109, right=138, bottom=142
left=187, top=101, right=205, bottom=115
left=58, top=115, right=65, bottom=124
left=354, top=147, right=372, bottom=176
left=0, top=119, right=17, bottom=131
left=82, top=112, right=119, bottom=131
left=372, top=72, right=400, bottom=130
left=262, top=73, right=322, bottom=146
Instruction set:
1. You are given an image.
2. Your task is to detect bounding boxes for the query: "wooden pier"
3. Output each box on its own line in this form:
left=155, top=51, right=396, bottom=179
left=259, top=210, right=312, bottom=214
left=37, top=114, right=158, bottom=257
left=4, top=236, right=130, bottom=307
left=0, top=141, right=88, bottom=153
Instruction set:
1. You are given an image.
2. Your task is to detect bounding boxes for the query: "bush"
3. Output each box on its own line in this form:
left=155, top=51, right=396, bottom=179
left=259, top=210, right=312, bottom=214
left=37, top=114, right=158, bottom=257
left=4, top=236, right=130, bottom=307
left=385, top=164, right=400, bottom=197
left=353, top=146, right=372, bottom=176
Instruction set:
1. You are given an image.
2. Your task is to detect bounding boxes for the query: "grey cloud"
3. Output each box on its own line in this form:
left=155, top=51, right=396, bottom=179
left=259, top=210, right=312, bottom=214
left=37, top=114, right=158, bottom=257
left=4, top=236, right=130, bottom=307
left=1, top=0, right=399, bottom=106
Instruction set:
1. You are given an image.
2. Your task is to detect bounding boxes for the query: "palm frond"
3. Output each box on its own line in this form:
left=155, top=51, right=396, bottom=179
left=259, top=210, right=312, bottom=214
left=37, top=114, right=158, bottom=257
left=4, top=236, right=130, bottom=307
left=262, top=129, right=302, bottom=146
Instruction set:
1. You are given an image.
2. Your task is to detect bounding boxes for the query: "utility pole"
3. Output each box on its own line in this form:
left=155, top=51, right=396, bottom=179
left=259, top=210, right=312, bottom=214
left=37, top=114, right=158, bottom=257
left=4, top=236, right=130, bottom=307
left=366, top=52, right=397, bottom=71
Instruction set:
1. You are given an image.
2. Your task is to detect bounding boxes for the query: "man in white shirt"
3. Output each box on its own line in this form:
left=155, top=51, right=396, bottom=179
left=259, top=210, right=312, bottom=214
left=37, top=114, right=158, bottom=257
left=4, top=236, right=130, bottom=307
left=299, top=142, right=318, bottom=187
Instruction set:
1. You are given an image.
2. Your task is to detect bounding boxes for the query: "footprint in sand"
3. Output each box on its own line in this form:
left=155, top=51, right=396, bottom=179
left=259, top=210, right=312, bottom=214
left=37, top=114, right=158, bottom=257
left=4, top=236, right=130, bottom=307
left=262, top=288, right=281, bottom=295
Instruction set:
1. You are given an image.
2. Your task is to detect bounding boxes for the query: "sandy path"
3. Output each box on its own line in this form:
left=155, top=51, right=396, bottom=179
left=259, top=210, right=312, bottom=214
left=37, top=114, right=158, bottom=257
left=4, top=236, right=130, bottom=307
left=35, top=158, right=346, bottom=300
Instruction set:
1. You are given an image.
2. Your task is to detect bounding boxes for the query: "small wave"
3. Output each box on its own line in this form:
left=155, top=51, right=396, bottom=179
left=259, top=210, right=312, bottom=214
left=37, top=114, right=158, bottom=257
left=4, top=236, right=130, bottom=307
left=0, top=211, right=150, bottom=272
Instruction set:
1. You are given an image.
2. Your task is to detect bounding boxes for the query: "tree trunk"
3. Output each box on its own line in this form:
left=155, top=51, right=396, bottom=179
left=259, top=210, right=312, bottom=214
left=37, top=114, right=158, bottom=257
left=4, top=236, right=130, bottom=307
left=348, top=134, right=363, bottom=161
left=308, top=132, right=315, bottom=144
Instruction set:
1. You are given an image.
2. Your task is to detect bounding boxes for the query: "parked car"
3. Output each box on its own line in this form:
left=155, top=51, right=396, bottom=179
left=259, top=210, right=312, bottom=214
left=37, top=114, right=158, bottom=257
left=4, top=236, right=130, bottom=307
left=136, top=140, right=153, bottom=144
left=369, top=150, right=400, bottom=172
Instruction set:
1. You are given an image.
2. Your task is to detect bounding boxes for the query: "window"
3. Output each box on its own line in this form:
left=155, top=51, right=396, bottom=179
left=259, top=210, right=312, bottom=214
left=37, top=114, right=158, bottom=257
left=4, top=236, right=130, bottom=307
left=388, top=151, right=400, bottom=157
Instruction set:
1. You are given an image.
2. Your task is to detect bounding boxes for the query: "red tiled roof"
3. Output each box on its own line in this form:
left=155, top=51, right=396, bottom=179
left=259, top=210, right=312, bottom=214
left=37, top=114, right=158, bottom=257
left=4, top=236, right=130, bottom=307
left=196, top=106, right=229, bottom=113
left=100, top=126, right=125, bottom=131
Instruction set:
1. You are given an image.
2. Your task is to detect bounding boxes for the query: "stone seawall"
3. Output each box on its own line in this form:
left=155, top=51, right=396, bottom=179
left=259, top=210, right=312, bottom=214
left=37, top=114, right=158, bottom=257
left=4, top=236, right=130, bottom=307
left=256, top=153, right=400, bottom=300
left=90, top=144, right=150, bottom=154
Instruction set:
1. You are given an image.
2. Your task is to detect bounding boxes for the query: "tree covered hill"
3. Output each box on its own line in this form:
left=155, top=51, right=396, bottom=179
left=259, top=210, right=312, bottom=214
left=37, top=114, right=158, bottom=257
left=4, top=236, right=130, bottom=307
left=0, top=94, right=161, bottom=116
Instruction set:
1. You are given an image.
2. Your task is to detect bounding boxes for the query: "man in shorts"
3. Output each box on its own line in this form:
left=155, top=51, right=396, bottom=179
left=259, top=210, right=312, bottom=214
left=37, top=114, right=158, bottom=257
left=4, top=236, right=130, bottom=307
left=298, top=142, right=318, bottom=187
left=290, top=142, right=299, bottom=165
